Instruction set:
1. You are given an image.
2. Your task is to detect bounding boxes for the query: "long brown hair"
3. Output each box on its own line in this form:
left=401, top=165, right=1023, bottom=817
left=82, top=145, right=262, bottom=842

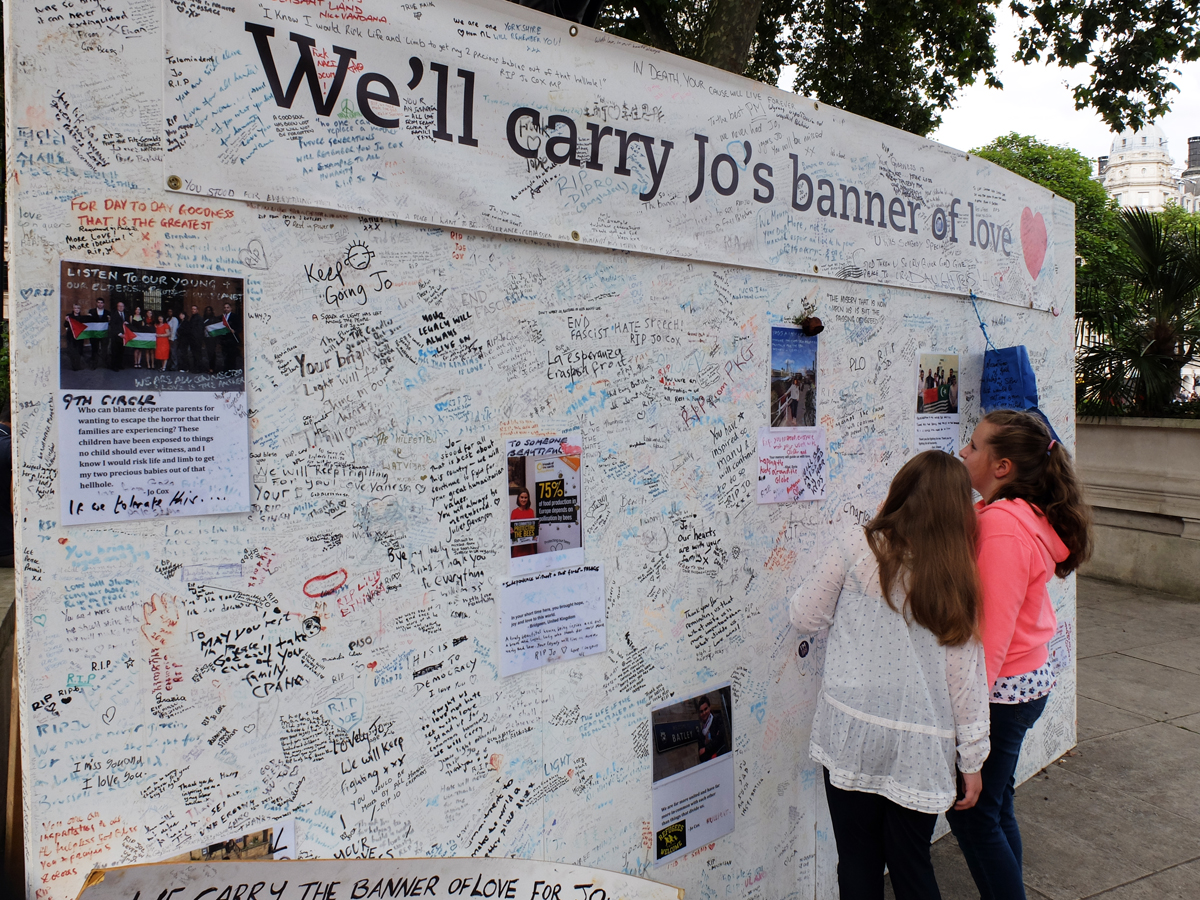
left=980, top=410, right=1093, bottom=577
left=864, top=451, right=981, bottom=646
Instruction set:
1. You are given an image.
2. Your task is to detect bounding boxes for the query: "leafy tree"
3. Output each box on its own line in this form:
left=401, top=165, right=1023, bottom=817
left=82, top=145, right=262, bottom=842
left=585, top=0, right=1200, bottom=135
left=596, top=0, right=997, bottom=134
left=1077, top=210, right=1200, bottom=415
left=1157, top=201, right=1200, bottom=235
left=1012, top=0, right=1200, bottom=136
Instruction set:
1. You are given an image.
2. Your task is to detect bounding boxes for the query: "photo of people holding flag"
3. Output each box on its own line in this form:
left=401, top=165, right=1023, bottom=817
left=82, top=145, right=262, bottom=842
left=59, top=261, right=244, bottom=393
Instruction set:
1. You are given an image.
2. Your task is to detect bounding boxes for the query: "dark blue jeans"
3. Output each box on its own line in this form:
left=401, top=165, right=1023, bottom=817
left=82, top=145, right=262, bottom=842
left=946, top=694, right=1049, bottom=900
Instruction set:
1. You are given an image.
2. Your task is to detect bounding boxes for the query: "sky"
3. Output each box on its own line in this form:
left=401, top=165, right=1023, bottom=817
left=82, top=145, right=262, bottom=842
left=781, top=7, right=1200, bottom=173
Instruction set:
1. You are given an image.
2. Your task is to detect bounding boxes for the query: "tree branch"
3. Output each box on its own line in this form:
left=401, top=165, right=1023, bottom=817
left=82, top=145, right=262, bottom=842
left=698, top=0, right=765, bottom=74
left=630, top=0, right=681, bottom=55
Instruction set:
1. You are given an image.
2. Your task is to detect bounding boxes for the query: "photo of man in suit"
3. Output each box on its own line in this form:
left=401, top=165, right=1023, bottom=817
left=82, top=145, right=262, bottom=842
left=110, top=300, right=129, bottom=370
left=87, top=298, right=109, bottom=369
left=696, top=695, right=730, bottom=763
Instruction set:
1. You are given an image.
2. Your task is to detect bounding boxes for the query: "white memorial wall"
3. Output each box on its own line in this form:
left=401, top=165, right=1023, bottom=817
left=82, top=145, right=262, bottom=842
left=7, top=1, right=1077, bottom=898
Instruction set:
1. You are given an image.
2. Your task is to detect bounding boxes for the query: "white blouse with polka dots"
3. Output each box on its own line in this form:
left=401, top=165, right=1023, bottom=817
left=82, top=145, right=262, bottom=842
left=790, top=530, right=991, bottom=814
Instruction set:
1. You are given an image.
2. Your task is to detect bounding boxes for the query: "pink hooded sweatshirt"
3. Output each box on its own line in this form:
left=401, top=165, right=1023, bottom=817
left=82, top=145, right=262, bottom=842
left=976, top=498, right=1070, bottom=691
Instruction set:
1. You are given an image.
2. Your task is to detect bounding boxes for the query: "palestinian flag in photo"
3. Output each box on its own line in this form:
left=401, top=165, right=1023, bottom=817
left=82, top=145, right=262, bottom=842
left=206, top=317, right=232, bottom=338
left=67, top=318, right=107, bottom=340
left=122, top=325, right=156, bottom=349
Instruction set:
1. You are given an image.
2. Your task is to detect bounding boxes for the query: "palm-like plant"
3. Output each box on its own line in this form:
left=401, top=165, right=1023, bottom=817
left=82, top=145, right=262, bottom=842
left=1077, top=209, right=1200, bottom=416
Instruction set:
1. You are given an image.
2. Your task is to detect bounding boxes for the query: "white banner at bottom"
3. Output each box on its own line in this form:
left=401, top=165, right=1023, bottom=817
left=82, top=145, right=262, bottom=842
left=76, top=858, right=683, bottom=900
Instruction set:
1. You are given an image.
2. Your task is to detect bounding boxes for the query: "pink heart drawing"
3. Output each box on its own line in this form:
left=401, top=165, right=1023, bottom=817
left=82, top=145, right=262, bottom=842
left=1020, top=208, right=1047, bottom=280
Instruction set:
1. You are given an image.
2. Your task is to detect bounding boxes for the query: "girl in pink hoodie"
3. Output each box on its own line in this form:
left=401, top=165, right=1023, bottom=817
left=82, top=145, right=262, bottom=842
left=950, top=410, right=1093, bottom=900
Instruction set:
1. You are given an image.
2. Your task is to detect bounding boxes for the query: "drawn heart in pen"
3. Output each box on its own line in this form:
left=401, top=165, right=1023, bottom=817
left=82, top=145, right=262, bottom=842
left=61, top=696, right=72, bottom=704
left=243, top=724, right=255, bottom=734
left=212, top=680, right=221, bottom=688
left=367, top=661, right=377, bottom=670
left=102, top=707, right=116, bottom=725
left=33, top=615, right=46, bottom=627
left=58, top=538, right=68, bottom=545
left=240, top=239, right=269, bottom=270
left=1020, top=208, right=1048, bottom=280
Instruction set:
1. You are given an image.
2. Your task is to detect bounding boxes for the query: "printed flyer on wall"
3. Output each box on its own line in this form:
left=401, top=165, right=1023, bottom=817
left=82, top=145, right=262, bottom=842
left=57, top=261, right=251, bottom=524
left=498, top=565, right=606, bottom=678
left=507, top=434, right=584, bottom=575
left=651, top=684, right=735, bottom=865
left=915, top=352, right=961, bottom=454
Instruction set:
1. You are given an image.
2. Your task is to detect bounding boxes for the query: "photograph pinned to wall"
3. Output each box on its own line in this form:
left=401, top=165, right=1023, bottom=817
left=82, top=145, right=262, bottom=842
left=498, top=565, right=606, bottom=677
left=756, top=427, right=827, bottom=503
left=651, top=684, right=735, bottom=865
left=915, top=352, right=961, bottom=454
left=770, top=326, right=819, bottom=427
left=60, top=260, right=244, bottom=389
left=507, top=434, right=584, bottom=576
left=57, top=261, right=251, bottom=525
left=158, top=821, right=294, bottom=862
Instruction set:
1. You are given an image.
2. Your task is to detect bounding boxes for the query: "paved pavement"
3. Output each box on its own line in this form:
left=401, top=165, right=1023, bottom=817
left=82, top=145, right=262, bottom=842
left=886, top=576, right=1200, bottom=899
left=0, top=567, right=12, bottom=624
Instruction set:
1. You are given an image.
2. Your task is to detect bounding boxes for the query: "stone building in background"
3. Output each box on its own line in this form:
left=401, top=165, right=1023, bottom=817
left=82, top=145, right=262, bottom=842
left=1180, top=137, right=1200, bottom=213
left=1097, top=124, right=1177, bottom=211
left=1095, top=124, right=1200, bottom=213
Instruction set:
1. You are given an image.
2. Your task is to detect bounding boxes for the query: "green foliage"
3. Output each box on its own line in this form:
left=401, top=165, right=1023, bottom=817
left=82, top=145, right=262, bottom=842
left=596, top=0, right=1000, bottom=135
left=785, top=0, right=1000, bottom=136
left=1077, top=209, right=1200, bottom=416
left=590, top=0, right=1198, bottom=135
left=1157, top=202, right=1200, bottom=235
left=1011, top=0, right=1200, bottom=132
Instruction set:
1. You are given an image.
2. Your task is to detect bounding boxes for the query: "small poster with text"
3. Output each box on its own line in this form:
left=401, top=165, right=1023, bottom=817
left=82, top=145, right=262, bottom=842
left=57, top=261, right=250, bottom=524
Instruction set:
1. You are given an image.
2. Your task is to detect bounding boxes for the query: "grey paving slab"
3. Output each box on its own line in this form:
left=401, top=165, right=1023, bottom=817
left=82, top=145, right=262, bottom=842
left=1014, top=766, right=1200, bottom=899
left=1077, top=695, right=1157, bottom=742
left=883, top=836, right=980, bottom=900
left=1173, top=713, right=1200, bottom=735
left=1075, top=603, right=1137, bottom=631
left=1121, top=634, right=1200, bottom=676
left=0, top=567, right=13, bottom=624
left=1084, top=592, right=1200, bottom=629
left=1077, top=617, right=1200, bottom=658
left=1077, top=577, right=1136, bottom=607
left=1060, top=722, right=1200, bottom=824
left=927, top=835, right=982, bottom=900
left=1089, top=858, right=1200, bottom=899
left=1078, top=653, right=1200, bottom=721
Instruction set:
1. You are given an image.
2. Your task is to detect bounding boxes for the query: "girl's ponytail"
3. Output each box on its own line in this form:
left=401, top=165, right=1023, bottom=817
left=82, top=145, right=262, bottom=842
left=982, top=410, right=1093, bottom=576
left=1040, top=440, right=1093, bottom=576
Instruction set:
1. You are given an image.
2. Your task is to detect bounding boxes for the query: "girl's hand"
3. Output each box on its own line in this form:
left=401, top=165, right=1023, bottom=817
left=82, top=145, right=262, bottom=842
left=954, top=771, right=982, bottom=810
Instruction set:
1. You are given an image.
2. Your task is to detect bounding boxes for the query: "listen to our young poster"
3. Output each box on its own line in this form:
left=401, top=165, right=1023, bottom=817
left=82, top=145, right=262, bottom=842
left=57, top=261, right=251, bottom=524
